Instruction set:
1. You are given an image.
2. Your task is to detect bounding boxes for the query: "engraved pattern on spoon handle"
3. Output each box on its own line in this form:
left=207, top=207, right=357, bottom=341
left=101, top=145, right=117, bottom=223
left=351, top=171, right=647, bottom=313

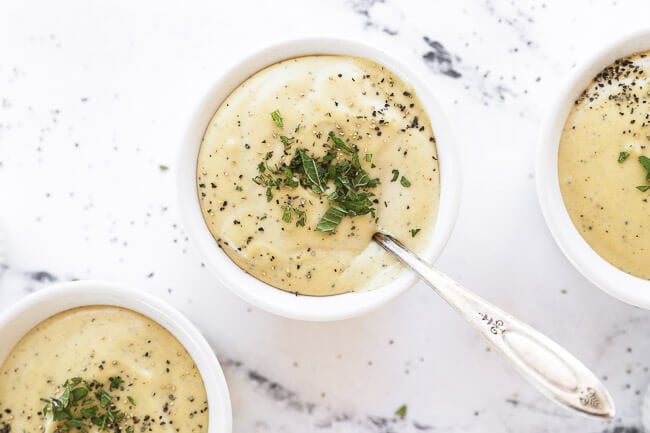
left=373, top=232, right=615, bottom=419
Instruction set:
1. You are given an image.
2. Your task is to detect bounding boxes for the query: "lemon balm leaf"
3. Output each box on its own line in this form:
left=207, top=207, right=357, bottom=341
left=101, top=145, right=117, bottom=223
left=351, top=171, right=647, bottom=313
left=316, top=205, right=347, bottom=232
left=60, top=387, right=71, bottom=408
left=639, top=155, right=650, bottom=170
left=328, top=131, right=354, bottom=153
left=353, top=171, right=370, bottom=188
left=71, top=387, right=88, bottom=402
left=640, top=156, right=650, bottom=181
left=294, top=208, right=306, bottom=227
left=296, top=214, right=306, bottom=227
left=299, top=150, right=325, bottom=193
left=109, top=376, right=124, bottom=390
left=68, top=418, right=85, bottom=426
left=81, top=405, right=98, bottom=418
left=254, top=128, right=381, bottom=230
left=618, top=152, right=630, bottom=163
left=99, top=391, right=112, bottom=408
left=270, top=110, right=283, bottom=128
left=280, top=135, right=293, bottom=148
left=281, top=205, right=292, bottom=223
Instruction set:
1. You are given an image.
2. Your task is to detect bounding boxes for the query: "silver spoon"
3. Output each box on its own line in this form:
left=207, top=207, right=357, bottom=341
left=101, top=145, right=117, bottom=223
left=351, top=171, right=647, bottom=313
left=373, top=232, right=615, bottom=419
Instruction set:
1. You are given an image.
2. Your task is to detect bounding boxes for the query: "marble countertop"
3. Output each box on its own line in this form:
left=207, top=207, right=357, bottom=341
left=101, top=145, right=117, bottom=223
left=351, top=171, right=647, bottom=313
left=1, top=0, right=650, bottom=431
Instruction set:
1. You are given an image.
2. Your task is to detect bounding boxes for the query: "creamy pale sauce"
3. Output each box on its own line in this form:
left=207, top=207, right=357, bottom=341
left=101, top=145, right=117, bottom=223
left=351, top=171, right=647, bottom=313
left=197, top=55, right=440, bottom=296
left=0, top=306, right=208, bottom=433
left=559, top=51, right=650, bottom=280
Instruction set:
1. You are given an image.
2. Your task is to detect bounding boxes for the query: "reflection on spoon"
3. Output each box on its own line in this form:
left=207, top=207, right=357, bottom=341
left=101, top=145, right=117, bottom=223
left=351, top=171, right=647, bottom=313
left=373, top=232, right=615, bottom=419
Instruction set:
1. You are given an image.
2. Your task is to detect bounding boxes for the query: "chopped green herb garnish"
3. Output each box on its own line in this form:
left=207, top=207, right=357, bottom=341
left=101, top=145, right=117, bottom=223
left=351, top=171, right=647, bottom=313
left=252, top=128, right=383, bottom=232
left=159, top=165, right=169, bottom=171
left=235, top=185, right=243, bottom=191
left=281, top=205, right=292, bottom=222
left=328, top=131, right=354, bottom=153
left=271, top=110, right=283, bottom=128
left=127, top=396, right=136, bottom=406
left=410, top=228, right=421, bottom=237
left=71, top=386, right=88, bottom=402
left=316, top=205, right=347, bottom=232
left=60, top=386, right=71, bottom=407
left=294, top=209, right=306, bottom=227
left=620, top=154, right=650, bottom=191
left=294, top=122, right=301, bottom=133
left=395, top=404, right=407, bottom=419
left=99, top=391, right=112, bottom=408
left=80, top=406, right=98, bottom=418
left=322, top=150, right=337, bottom=163
left=109, top=377, right=124, bottom=391
left=67, top=419, right=86, bottom=428
left=280, top=135, right=293, bottom=148
left=352, top=152, right=361, bottom=168
left=640, top=156, right=650, bottom=181
left=299, top=149, right=326, bottom=194
left=391, top=169, right=399, bottom=182
left=285, top=176, right=299, bottom=188
left=353, top=171, right=370, bottom=187
left=633, top=155, right=650, bottom=191
left=41, top=377, right=139, bottom=432
left=618, top=152, right=630, bottom=163
left=400, top=176, right=411, bottom=187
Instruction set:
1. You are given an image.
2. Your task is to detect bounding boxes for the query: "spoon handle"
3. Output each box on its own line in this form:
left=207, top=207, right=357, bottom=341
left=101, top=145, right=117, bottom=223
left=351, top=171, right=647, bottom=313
left=373, top=232, right=615, bottom=419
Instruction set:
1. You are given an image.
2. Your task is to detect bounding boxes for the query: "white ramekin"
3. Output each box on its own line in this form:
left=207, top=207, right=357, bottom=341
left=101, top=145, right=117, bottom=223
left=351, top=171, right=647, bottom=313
left=537, top=29, right=650, bottom=308
left=0, top=280, right=233, bottom=433
left=177, top=37, right=461, bottom=321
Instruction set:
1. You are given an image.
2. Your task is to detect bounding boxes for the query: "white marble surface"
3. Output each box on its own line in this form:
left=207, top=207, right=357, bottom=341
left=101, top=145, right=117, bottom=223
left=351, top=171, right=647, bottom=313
left=1, top=0, right=650, bottom=432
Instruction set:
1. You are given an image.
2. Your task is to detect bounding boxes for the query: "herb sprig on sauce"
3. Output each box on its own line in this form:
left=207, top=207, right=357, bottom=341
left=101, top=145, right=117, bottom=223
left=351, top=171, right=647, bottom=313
left=255, top=111, right=415, bottom=232
left=270, top=110, right=283, bottom=128
left=254, top=131, right=381, bottom=232
left=41, top=376, right=138, bottom=433
left=639, top=156, right=650, bottom=182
